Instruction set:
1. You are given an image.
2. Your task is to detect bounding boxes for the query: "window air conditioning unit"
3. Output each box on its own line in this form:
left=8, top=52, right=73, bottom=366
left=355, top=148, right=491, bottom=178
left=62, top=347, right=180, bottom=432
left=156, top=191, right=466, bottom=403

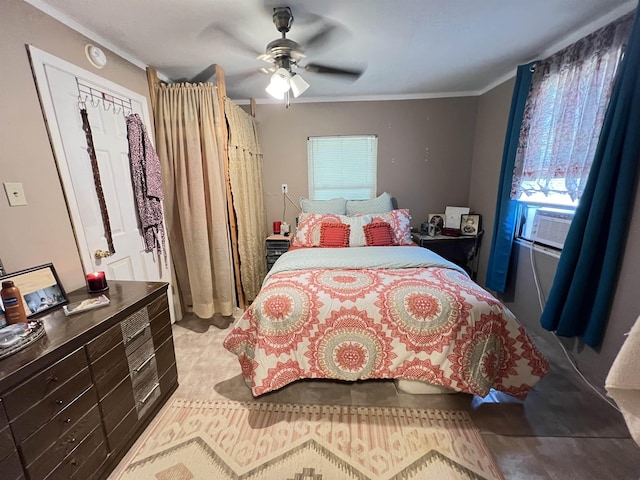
left=531, top=208, right=575, bottom=249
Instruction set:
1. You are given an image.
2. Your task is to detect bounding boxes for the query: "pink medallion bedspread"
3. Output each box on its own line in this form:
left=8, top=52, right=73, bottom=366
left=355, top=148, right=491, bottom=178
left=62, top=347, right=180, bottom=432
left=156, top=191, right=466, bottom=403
left=224, top=246, right=549, bottom=398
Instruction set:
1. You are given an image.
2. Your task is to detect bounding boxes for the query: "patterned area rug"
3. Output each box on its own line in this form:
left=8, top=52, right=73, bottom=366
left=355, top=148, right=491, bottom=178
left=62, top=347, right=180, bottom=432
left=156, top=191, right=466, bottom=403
left=111, top=399, right=503, bottom=480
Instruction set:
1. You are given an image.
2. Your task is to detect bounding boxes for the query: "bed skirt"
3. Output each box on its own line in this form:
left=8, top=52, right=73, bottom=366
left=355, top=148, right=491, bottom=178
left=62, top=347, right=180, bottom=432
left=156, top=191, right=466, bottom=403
left=395, top=379, right=456, bottom=394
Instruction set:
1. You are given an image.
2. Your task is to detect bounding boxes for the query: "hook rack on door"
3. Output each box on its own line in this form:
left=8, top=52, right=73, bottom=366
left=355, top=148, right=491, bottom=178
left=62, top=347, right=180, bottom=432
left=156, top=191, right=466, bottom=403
left=76, top=79, right=133, bottom=116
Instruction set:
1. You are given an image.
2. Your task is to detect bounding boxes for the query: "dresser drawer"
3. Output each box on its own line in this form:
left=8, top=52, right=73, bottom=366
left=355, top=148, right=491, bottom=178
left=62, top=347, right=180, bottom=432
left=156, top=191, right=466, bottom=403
left=134, top=377, right=161, bottom=418
left=0, top=424, right=15, bottom=462
left=121, top=308, right=152, bottom=355
left=0, top=400, right=13, bottom=462
left=25, top=405, right=102, bottom=480
left=101, top=375, right=135, bottom=436
left=44, top=423, right=106, bottom=480
left=106, top=407, right=137, bottom=454
left=18, top=385, right=97, bottom=467
left=3, top=348, right=88, bottom=421
left=0, top=399, right=9, bottom=430
left=0, top=450, right=24, bottom=480
left=10, top=368, right=93, bottom=444
left=153, top=320, right=172, bottom=350
left=155, top=335, right=176, bottom=379
left=150, top=308, right=171, bottom=341
left=267, top=240, right=290, bottom=250
left=159, top=361, right=178, bottom=396
left=89, top=341, right=130, bottom=400
left=147, top=294, right=169, bottom=323
left=85, top=322, right=123, bottom=362
left=69, top=437, right=108, bottom=480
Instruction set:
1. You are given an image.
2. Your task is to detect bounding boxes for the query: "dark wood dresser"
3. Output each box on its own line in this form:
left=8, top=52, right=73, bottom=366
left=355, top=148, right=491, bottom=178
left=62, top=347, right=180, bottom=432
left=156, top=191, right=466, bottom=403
left=0, top=281, right=178, bottom=480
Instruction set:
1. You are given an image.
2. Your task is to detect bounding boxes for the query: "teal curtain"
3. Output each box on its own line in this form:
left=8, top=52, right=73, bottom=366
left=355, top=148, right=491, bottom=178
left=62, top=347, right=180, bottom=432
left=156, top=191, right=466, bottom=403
left=485, top=63, right=534, bottom=293
left=541, top=9, right=640, bottom=347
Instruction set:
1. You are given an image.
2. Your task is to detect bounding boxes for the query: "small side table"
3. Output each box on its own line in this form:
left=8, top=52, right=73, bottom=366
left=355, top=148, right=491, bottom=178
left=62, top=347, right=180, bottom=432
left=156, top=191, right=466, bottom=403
left=412, top=230, right=484, bottom=280
left=266, top=234, right=291, bottom=271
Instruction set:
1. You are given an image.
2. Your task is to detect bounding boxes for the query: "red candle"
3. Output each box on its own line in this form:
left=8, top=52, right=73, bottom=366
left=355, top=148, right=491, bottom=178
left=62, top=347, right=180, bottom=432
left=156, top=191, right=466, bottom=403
left=86, top=271, right=108, bottom=292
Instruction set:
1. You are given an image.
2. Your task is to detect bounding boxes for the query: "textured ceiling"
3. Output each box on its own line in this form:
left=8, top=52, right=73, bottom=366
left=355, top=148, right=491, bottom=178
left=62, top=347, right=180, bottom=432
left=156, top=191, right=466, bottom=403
left=28, top=0, right=636, bottom=102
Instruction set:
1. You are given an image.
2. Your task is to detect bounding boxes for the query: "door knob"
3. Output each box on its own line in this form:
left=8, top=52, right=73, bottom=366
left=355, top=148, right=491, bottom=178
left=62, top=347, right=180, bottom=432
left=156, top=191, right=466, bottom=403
left=94, top=249, right=113, bottom=259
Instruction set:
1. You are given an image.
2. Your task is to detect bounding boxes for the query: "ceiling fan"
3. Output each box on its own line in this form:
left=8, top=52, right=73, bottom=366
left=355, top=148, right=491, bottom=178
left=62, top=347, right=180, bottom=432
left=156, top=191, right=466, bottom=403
left=189, top=6, right=364, bottom=103
left=259, top=6, right=364, bottom=89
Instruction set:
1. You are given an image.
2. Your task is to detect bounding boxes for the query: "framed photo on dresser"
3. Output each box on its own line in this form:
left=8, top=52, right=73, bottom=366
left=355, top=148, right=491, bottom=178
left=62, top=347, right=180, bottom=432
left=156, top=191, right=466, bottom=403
left=460, top=214, right=481, bottom=236
left=0, top=263, right=67, bottom=318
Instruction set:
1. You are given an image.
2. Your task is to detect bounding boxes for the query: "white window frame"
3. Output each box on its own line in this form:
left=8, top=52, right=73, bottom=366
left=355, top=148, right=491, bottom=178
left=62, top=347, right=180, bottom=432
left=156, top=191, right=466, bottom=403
left=307, top=135, right=377, bottom=200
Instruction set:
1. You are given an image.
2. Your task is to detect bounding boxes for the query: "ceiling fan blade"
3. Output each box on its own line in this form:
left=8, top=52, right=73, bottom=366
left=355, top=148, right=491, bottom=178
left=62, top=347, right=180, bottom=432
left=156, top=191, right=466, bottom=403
left=189, top=64, right=218, bottom=83
left=199, top=23, right=262, bottom=58
left=300, top=23, right=338, bottom=50
left=304, top=63, right=364, bottom=79
left=226, top=70, right=265, bottom=85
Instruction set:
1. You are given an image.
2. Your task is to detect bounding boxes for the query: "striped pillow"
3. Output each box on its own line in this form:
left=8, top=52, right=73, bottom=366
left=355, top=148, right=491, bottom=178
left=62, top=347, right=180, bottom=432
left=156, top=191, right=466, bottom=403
left=346, top=192, right=394, bottom=215
left=300, top=197, right=347, bottom=215
left=320, top=222, right=350, bottom=247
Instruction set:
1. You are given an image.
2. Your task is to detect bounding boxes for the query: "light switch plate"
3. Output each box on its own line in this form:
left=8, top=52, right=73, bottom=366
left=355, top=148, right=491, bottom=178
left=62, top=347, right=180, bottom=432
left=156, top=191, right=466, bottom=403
left=4, top=182, right=27, bottom=206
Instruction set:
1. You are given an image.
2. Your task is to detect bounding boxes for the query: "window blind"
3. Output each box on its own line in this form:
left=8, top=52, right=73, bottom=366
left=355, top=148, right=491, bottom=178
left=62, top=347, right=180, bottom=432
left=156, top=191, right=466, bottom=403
left=307, top=135, right=377, bottom=200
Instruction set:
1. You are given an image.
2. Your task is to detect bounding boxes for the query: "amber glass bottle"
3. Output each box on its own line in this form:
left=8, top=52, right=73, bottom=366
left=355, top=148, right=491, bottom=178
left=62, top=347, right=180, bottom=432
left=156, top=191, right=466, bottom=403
left=1, top=281, right=28, bottom=324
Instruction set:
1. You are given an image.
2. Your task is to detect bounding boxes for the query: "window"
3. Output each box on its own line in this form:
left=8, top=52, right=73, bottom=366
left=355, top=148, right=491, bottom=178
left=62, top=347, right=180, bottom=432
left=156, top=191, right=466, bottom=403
left=307, top=135, right=377, bottom=200
left=512, top=14, right=631, bottom=243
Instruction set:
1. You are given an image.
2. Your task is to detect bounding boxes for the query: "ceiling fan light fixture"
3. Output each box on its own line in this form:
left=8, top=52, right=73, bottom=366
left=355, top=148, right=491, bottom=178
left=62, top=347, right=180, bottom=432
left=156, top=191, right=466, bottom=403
left=265, top=81, right=286, bottom=99
left=289, top=73, right=309, bottom=98
left=266, top=68, right=293, bottom=99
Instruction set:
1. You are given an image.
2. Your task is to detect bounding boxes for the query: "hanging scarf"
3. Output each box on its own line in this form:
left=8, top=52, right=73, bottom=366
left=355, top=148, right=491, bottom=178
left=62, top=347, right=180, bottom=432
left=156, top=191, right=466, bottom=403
left=80, top=108, right=115, bottom=255
left=126, top=114, right=166, bottom=262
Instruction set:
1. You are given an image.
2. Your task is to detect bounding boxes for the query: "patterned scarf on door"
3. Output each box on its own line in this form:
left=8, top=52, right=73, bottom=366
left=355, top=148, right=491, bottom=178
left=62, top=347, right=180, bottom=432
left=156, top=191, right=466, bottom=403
left=126, top=113, right=166, bottom=263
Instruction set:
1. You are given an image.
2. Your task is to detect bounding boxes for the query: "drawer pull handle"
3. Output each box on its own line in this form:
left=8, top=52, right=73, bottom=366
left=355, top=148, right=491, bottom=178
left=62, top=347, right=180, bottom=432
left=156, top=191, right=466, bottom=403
left=47, top=375, right=59, bottom=383
left=71, top=459, right=79, bottom=467
left=63, top=418, right=72, bottom=424
left=68, top=437, right=76, bottom=444
left=126, top=324, right=149, bottom=343
left=139, top=383, right=160, bottom=405
left=134, top=353, right=156, bottom=374
left=56, top=399, right=64, bottom=405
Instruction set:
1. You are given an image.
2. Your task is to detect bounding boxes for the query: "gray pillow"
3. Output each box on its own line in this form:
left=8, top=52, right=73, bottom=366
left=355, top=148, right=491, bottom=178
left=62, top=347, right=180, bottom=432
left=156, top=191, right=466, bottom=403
left=346, top=192, right=394, bottom=215
left=300, top=197, right=347, bottom=215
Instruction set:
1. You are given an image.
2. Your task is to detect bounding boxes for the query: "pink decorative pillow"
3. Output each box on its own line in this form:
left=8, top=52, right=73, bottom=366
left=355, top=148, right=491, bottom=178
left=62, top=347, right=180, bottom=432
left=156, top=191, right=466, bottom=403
left=364, top=221, right=396, bottom=246
left=292, top=213, right=341, bottom=247
left=370, top=209, right=412, bottom=245
left=320, top=222, right=351, bottom=247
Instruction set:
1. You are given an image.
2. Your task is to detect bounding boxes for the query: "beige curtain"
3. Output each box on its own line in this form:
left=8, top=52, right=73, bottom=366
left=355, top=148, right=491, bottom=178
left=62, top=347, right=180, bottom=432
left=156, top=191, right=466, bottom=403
left=225, top=99, right=267, bottom=301
left=155, top=83, right=234, bottom=317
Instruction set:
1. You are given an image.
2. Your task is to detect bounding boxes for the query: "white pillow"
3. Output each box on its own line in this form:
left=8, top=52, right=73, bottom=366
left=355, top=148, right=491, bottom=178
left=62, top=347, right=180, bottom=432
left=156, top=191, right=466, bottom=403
left=292, top=213, right=372, bottom=247
left=346, top=192, right=394, bottom=215
left=340, top=215, right=372, bottom=246
left=300, top=197, right=346, bottom=215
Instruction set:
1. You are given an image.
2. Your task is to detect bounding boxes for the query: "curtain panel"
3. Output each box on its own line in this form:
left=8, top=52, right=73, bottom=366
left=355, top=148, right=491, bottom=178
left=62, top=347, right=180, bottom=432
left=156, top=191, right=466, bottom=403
left=225, top=99, right=267, bottom=301
left=541, top=8, right=640, bottom=347
left=511, top=13, right=633, bottom=202
left=155, top=83, right=235, bottom=318
left=485, top=63, right=535, bottom=293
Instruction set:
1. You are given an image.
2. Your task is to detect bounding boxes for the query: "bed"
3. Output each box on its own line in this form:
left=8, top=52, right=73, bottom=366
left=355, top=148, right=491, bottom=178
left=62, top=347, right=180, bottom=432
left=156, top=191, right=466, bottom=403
left=223, top=203, right=549, bottom=398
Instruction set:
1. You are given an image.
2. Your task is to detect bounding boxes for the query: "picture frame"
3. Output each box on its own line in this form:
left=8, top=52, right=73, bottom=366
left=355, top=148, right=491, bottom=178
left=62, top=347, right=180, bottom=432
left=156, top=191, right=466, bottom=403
left=445, top=206, right=470, bottom=229
left=0, top=263, right=67, bottom=318
left=427, top=213, right=445, bottom=235
left=460, top=214, right=481, bottom=236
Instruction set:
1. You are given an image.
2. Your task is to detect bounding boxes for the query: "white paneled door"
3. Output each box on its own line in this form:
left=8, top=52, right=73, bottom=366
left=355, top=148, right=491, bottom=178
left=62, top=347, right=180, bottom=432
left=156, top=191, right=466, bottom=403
left=29, top=46, right=176, bottom=321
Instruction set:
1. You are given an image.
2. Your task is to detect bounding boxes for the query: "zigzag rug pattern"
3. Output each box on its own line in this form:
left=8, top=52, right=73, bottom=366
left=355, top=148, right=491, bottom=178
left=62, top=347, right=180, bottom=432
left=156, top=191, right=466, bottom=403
left=112, top=399, right=503, bottom=480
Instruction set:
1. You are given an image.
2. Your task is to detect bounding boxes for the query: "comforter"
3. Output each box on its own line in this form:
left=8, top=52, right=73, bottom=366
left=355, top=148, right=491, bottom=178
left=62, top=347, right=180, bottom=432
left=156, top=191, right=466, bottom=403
left=224, top=246, right=549, bottom=398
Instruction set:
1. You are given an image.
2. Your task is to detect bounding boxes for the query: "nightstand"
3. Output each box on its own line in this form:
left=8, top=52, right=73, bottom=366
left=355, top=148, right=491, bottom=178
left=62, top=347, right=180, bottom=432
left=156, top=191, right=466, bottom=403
left=266, top=234, right=291, bottom=271
left=412, top=230, right=484, bottom=280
